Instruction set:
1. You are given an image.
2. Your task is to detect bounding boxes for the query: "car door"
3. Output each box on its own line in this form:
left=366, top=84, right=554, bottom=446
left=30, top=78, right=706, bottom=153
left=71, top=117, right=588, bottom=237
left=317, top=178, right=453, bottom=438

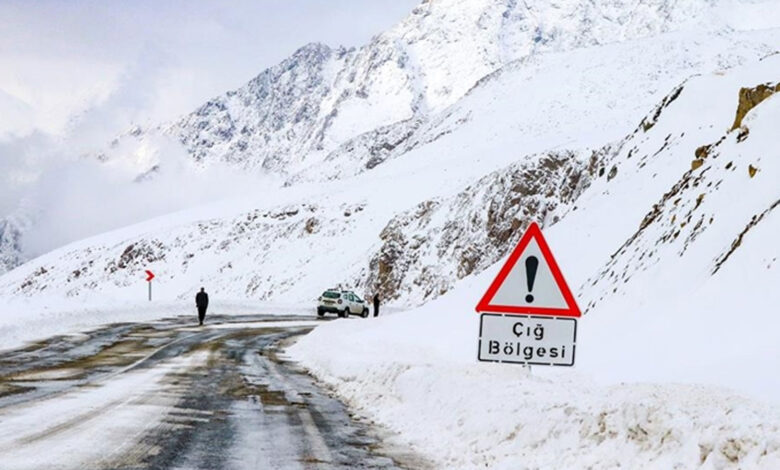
left=348, top=293, right=358, bottom=311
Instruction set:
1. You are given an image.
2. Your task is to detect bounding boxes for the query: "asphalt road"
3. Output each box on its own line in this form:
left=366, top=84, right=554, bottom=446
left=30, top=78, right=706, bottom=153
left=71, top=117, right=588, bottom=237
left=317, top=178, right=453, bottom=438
left=0, top=315, right=423, bottom=470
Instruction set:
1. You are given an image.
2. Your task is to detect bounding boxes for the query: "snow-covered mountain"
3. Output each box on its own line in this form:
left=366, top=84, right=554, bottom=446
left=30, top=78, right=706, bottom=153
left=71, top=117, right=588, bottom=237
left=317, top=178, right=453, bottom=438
left=1, top=0, right=778, bottom=312
left=3, top=51, right=779, bottom=310
left=103, top=0, right=754, bottom=176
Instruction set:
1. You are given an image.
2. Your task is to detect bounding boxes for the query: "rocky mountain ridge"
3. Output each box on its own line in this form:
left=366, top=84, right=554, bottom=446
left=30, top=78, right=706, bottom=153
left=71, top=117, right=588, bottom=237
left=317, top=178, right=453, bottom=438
left=105, top=0, right=740, bottom=177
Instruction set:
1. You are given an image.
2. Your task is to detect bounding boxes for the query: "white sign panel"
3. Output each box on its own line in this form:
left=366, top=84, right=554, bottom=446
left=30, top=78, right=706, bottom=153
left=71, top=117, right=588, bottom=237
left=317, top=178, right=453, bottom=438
left=478, top=314, right=577, bottom=366
left=488, top=237, right=568, bottom=310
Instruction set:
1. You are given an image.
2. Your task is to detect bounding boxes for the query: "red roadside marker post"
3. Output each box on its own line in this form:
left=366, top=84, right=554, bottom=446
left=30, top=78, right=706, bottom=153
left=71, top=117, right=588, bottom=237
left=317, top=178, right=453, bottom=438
left=475, top=222, right=581, bottom=367
left=145, top=270, right=155, bottom=302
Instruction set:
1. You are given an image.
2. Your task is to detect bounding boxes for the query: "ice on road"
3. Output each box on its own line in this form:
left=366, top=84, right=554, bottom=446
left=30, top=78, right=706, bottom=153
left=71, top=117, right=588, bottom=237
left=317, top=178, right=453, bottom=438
left=0, top=315, right=421, bottom=469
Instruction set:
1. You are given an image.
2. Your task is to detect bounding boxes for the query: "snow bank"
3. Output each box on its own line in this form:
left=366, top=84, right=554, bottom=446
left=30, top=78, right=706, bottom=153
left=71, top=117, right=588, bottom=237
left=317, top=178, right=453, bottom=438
left=288, top=274, right=780, bottom=469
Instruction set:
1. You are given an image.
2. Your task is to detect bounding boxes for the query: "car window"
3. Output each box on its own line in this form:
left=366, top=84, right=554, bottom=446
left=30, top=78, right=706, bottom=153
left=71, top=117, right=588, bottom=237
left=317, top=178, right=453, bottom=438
left=322, top=291, right=340, bottom=299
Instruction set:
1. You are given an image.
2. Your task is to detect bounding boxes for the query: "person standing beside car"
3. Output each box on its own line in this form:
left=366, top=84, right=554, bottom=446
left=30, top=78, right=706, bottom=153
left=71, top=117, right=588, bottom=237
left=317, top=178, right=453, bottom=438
left=373, top=294, right=380, bottom=317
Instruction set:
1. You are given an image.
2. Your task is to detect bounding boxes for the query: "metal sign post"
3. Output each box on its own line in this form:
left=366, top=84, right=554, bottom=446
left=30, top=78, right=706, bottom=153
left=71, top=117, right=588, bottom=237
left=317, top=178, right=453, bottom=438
left=145, top=270, right=155, bottom=302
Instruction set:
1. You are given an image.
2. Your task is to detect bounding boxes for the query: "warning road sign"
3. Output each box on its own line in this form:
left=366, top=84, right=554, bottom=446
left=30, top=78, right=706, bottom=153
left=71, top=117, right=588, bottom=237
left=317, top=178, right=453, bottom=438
left=475, top=222, right=580, bottom=318
left=475, top=222, right=581, bottom=367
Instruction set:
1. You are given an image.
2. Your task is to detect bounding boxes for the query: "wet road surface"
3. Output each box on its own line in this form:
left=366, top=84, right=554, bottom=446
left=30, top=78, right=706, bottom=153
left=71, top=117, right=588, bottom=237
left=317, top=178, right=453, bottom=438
left=0, top=315, right=423, bottom=469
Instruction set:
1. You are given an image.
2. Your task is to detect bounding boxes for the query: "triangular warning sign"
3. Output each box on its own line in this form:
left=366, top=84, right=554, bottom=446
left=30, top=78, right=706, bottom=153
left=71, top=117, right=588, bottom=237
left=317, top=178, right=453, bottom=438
left=476, top=222, right=581, bottom=318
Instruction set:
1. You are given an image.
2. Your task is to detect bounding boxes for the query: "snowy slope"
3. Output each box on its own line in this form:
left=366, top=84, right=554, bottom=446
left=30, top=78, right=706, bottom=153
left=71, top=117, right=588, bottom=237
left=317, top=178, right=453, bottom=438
left=288, top=53, right=780, bottom=469
left=362, top=148, right=599, bottom=303
left=101, top=0, right=751, bottom=177
left=289, top=29, right=777, bottom=183
left=2, top=0, right=776, bottom=280
left=571, top=55, right=780, bottom=396
left=2, top=27, right=776, bottom=306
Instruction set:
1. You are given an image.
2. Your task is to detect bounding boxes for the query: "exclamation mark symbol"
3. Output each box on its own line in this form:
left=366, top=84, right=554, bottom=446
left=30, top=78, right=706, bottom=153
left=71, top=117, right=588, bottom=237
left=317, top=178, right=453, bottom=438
left=525, top=256, right=539, bottom=303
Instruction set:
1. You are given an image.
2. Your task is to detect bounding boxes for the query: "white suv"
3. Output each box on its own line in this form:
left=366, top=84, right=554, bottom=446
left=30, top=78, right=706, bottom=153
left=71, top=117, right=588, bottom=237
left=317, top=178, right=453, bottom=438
left=317, top=289, right=369, bottom=318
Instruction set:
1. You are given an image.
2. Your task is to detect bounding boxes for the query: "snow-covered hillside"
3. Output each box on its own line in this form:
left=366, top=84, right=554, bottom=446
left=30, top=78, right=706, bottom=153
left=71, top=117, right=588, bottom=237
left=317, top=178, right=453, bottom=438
left=102, top=0, right=760, bottom=177
left=362, top=148, right=598, bottom=302
left=288, top=52, right=780, bottom=469
left=289, top=29, right=776, bottom=184
left=2, top=22, right=777, bottom=304
left=2, top=0, right=778, bottom=279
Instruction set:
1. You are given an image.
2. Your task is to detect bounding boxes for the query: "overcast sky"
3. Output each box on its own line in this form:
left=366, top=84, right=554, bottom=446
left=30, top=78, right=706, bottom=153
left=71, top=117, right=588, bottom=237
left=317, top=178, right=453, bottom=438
left=0, top=0, right=418, bottom=139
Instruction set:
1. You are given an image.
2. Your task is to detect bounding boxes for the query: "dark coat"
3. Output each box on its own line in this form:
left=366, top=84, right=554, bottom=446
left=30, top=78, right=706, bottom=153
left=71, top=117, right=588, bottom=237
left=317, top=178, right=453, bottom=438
left=196, top=291, right=209, bottom=309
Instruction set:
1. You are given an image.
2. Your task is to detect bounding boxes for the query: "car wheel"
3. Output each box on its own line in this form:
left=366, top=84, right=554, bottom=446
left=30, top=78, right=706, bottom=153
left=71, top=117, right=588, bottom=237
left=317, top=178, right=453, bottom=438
left=361, top=307, right=369, bottom=318
left=342, top=308, right=350, bottom=318
left=317, top=308, right=325, bottom=317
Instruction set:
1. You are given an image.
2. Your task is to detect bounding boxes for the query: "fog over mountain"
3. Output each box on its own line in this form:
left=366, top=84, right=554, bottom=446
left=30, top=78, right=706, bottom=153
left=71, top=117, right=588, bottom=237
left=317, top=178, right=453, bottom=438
left=0, top=0, right=418, bottom=266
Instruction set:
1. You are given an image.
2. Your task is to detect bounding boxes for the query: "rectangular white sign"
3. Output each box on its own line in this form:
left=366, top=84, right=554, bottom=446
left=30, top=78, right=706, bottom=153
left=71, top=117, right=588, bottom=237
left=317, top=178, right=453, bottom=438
left=478, top=314, right=577, bottom=366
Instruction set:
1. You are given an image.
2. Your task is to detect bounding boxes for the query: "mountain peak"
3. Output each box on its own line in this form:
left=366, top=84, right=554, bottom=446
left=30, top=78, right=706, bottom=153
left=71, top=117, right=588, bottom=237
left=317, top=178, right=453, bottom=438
left=102, top=0, right=752, bottom=179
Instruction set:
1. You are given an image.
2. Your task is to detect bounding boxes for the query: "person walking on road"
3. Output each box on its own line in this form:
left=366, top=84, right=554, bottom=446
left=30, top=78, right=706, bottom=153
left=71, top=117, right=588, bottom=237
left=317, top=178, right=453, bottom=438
left=196, top=287, right=209, bottom=326
left=373, top=294, right=380, bottom=317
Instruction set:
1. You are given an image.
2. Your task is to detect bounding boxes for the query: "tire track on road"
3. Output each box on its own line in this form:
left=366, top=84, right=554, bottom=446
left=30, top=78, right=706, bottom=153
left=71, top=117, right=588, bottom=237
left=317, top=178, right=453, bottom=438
left=0, top=316, right=423, bottom=470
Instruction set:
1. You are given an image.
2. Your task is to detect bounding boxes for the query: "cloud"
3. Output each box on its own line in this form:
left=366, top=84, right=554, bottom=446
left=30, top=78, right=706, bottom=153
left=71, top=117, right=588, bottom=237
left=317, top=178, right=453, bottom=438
left=0, top=0, right=419, bottom=260
left=9, top=134, right=275, bottom=258
left=0, top=0, right=419, bottom=138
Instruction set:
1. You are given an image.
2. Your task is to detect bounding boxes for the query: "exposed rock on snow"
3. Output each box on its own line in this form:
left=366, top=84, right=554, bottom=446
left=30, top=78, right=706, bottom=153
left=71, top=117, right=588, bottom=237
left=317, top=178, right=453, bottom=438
left=169, top=43, right=343, bottom=171
left=731, top=80, right=780, bottom=130
left=713, top=197, right=780, bottom=275
left=362, top=149, right=606, bottom=302
left=0, top=202, right=376, bottom=302
left=578, top=56, right=780, bottom=314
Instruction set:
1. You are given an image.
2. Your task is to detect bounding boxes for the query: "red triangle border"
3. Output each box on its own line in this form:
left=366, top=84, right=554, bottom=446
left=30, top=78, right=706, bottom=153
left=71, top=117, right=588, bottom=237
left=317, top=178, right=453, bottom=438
left=475, top=222, right=581, bottom=318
